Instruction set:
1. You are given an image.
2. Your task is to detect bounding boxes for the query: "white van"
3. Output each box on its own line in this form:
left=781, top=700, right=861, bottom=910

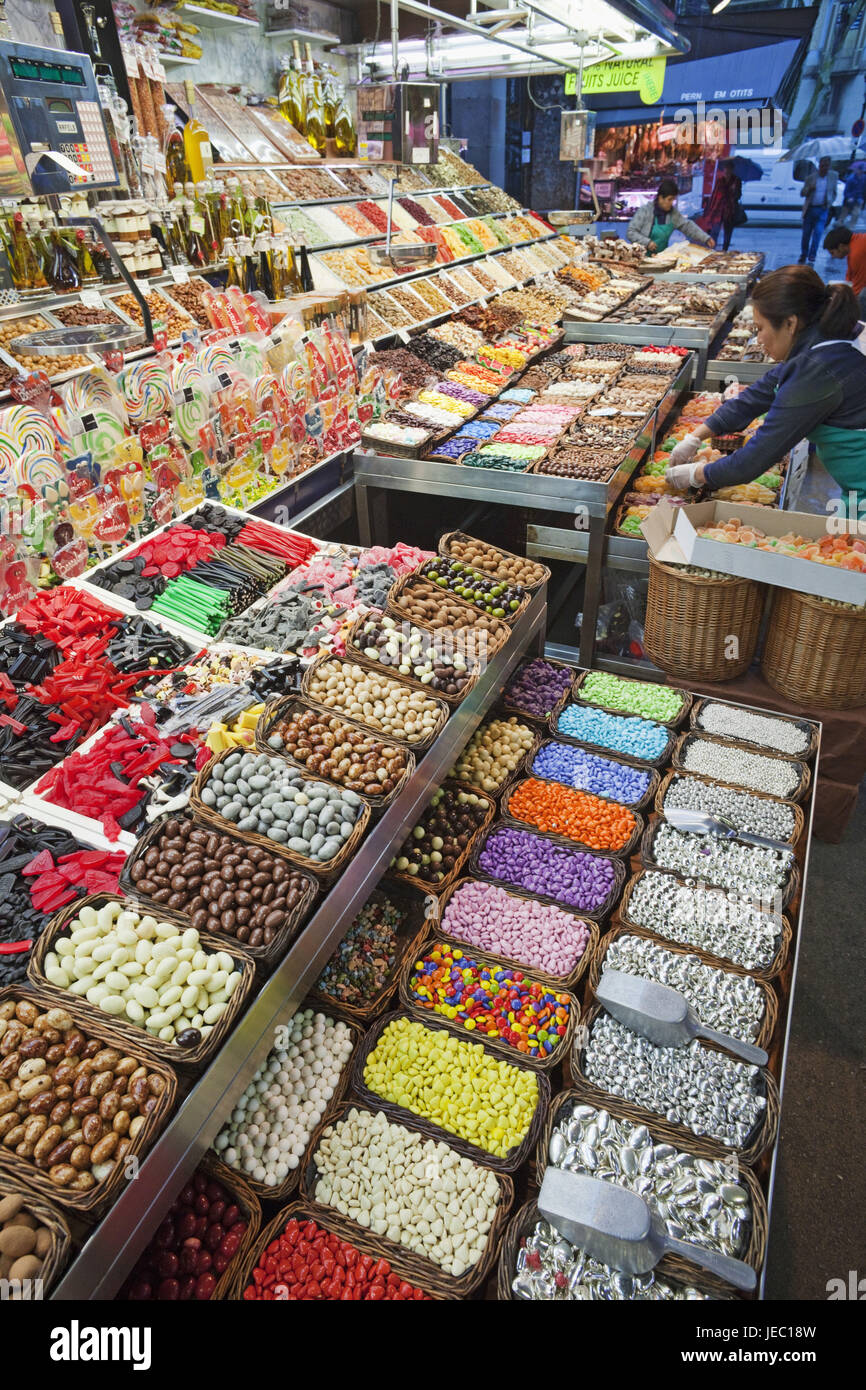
left=733, top=147, right=842, bottom=226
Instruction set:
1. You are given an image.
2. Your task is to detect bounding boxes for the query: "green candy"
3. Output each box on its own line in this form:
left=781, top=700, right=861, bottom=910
left=581, top=670, right=684, bottom=721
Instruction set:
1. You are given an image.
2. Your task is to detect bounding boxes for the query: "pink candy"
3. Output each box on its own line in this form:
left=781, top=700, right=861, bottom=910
left=441, top=878, right=590, bottom=978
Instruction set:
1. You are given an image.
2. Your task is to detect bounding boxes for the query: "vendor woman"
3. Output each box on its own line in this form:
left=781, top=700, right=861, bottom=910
left=627, top=178, right=715, bottom=255
left=666, top=267, right=866, bottom=505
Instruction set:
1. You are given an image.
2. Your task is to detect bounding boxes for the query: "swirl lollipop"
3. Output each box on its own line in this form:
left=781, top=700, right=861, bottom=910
left=234, top=338, right=266, bottom=380
left=120, top=360, right=172, bottom=424
left=80, top=408, right=127, bottom=463
left=62, top=368, right=127, bottom=423
left=15, top=452, right=65, bottom=503
left=197, top=342, right=236, bottom=376
left=174, top=387, right=211, bottom=447
left=0, top=405, right=58, bottom=489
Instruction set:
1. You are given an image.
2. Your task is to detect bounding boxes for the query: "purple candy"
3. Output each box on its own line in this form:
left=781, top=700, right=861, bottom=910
left=504, top=658, right=574, bottom=719
left=477, top=823, right=617, bottom=912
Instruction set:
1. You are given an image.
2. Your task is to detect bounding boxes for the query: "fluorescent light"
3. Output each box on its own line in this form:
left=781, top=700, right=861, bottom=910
left=711, top=0, right=731, bottom=10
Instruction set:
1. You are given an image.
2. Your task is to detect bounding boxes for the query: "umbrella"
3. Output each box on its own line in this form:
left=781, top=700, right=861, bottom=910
left=730, top=155, right=763, bottom=182
left=779, top=136, right=866, bottom=163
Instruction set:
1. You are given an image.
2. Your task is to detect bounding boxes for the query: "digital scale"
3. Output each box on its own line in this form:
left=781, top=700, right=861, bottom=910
left=0, top=39, right=119, bottom=196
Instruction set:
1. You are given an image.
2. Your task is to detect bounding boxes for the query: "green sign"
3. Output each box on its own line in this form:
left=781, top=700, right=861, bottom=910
left=565, top=56, right=667, bottom=105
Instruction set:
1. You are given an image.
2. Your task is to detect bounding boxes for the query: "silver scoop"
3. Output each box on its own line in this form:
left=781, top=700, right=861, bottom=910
left=595, top=968, right=769, bottom=1066
left=664, top=805, right=793, bottom=854
left=539, top=1167, right=757, bottom=1292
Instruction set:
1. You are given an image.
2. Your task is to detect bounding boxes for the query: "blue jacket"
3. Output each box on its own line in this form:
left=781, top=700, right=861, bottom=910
left=702, top=322, right=866, bottom=488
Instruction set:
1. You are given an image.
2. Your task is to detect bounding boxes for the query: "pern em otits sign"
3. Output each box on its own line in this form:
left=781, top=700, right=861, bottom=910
left=565, top=56, right=667, bottom=105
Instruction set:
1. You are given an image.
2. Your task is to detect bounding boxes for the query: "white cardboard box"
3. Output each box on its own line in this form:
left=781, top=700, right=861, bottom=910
left=642, top=499, right=866, bottom=606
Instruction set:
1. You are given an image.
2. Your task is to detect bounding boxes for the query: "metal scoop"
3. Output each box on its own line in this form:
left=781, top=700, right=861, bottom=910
left=665, top=805, right=793, bottom=854
left=595, top=968, right=768, bottom=1066
left=538, top=1167, right=757, bottom=1292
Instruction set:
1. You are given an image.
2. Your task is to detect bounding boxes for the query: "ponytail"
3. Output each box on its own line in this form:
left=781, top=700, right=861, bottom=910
left=751, top=265, right=861, bottom=340
left=818, top=280, right=860, bottom=338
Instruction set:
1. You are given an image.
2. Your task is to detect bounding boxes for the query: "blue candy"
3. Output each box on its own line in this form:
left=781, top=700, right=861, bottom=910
left=555, top=704, right=668, bottom=762
left=532, top=741, right=651, bottom=803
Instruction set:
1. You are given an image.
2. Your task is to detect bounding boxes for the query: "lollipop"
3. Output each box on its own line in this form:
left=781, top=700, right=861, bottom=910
left=197, top=342, right=235, bottom=376
left=0, top=405, right=58, bottom=487
left=171, top=358, right=208, bottom=393
left=14, top=452, right=65, bottom=500
left=174, top=387, right=210, bottom=447
left=80, top=408, right=127, bottom=463
left=120, top=360, right=172, bottom=424
left=234, top=338, right=266, bottom=379
left=62, top=368, right=127, bottom=423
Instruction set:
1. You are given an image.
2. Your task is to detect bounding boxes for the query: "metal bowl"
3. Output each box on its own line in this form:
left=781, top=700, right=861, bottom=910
left=548, top=210, right=595, bottom=226
left=9, top=324, right=146, bottom=356
left=367, top=243, right=438, bottom=269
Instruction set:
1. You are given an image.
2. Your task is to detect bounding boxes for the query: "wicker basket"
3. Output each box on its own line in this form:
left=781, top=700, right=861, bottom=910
left=644, top=557, right=766, bottom=682
left=618, top=869, right=792, bottom=982
left=586, top=923, right=779, bottom=1056
left=198, top=1159, right=261, bottom=1303
left=551, top=702, right=677, bottom=769
left=469, top=822, right=627, bottom=924
left=438, top=529, right=551, bottom=593
left=638, top=816, right=800, bottom=910
left=190, top=744, right=371, bottom=885
left=301, top=652, right=450, bottom=755
left=672, top=731, right=811, bottom=803
left=350, top=1010, right=549, bottom=1173
left=385, top=573, right=511, bottom=654
left=761, top=587, right=866, bottom=710
left=432, top=876, right=597, bottom=992
left=449, top=714, right=541, bottom=802
left=572, top=668, right=692, bottom=729
left=0, top=985, right=177, bottom=1217
left=398, top=932, right=577, bottom=1071
left=654, top=768, right=805, bottom=848
left=387, top=782, right=497, bottom=896
left=299, top=1097, right=514, bottom=1299
left=306, top=884, right=431, bottom=1024
left=690, top=697, right=818, bottom=762
left=0, top=1180, right=72, bottom=1296
left=207, top=1013, right=363, bottom=1208
left=500, top=655, right=576, bottom=728
left=532, top=1088, right=768, bottom=1294
left=496, top=1198, right=739, bottom=1301
left=118, top=812, right=318, bottom=970
left=344, top=612, right=482, bottom=707
left=501, top=778, right=645, bottom=860
left=27, top=895, right=255, bottom=1069
left=569, top=1003, right=780, bottom=1167
left=228, top=1199, right=444, bottom=1300
left=525, top=738, right=661, bottom=814
left=254, top=695, right=416, bottom=808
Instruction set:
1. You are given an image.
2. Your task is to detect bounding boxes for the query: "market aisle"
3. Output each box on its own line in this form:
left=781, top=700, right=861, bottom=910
left=764, top=786, right=866, bottom=1300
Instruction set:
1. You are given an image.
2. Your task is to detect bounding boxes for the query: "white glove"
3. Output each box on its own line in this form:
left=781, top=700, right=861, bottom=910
left=666, top=460, right=702, bottom=490
left=667, top=432, right=703, bottom=467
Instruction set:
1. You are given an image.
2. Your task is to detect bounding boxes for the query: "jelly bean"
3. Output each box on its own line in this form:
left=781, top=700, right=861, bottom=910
left=580, top=670, right=685, bottom=722
left=506, top=777, right=637, bottom=852
left=531, top=741, right=650, bottom=806
left=441, top=878, right=589, bottom=978
left=556, top=703, right=669, bottom=762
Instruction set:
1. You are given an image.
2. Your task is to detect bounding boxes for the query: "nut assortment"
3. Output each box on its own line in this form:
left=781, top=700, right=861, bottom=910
left=0, top=1190, right=60, bottom=1292
left=388, top=578, right=510, bottom=647
left=444, top=535, right=547, bottom=589
left=0, top=997, right=167, bottom=1194
left=113, top=290, right=192, bottom=339
left=266, top=704, right=411, bottom=798
left=0, top=314, right=91, bottom=375
left=306, top=657, right=445, bottom=745
left=127, top=817, right=313, bottom=949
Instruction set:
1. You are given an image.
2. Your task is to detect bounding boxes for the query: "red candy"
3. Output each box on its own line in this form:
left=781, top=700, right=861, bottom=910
left=16, top=588, right=123, bottom=651
left=131, top=524, right=227, bottom=579
left=242, top=1217, right=431, bottom=1301
left=234, top=521, right=319, bottom=567
left=119, top=1168, right=247, bottom=1301
left=21, top=847, right=127, bottom=911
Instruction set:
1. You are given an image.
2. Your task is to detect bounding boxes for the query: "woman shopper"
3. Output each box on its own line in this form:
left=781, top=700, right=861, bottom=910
left=703, top=159, right=743, bottom=251
left=665, top=266, right=866, bottom=507
left=626, top=177, right=715, bottom=256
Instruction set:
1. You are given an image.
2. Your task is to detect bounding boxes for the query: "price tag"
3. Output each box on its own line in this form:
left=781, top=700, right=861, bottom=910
left=133, top=279, right=151, bottom=298
left=169, top=266, right=190, bottom=284
left=80, top=289, right=105, bottom=309
left=155, top=59, right=167, bottom=83
left=140, top=145, right=155, bottom=175
left=362, top=339, right=373, bottom=354
left=155, top=152, right=167, bottom=174
left=122, top=44, right=139, bottom=79
left=189, top=214, right=206, bottom=236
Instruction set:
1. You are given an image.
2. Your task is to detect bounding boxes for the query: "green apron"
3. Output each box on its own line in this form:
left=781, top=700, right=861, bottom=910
left=650, top=218, right=674, bottom=254
left=807, top=423, right=866, bottom=508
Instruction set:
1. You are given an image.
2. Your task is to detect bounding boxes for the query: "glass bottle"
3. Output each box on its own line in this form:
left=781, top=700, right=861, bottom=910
left=333, top=89, right=357, bottom=158
left=183, top=80, right=214, bottom=184
left=287, top=42, right=307, bottom=136
left=49, top=229, right=81, bottom=294
left=5, top=212, right=49, bottom=294
left=254, top=232, right=275, bottom=300
left=184, top=183, right=208, bottom=266
left=75, top=228, right=100, bottom=283
left=297, top=243, right=314, bottom=293
left=223, top=237, right=243, bottom=290
left=302, top=44, right=327, bottom=156
left=237, top=234, right=258, bottom=295
left=165, top=125, right=186, bottom=198
left=321, top=68, right=337, bottom=140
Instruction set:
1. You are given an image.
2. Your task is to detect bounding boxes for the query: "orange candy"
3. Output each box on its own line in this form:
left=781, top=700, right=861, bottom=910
left=507, top=776, right=636, bottom=851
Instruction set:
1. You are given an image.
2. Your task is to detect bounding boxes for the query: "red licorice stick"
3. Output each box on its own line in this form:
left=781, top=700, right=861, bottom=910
left=235, top=521, right=319, bottom=567
left=15, top=588, right=123, bottom=651
left=0, top=940, right=32, bottom=955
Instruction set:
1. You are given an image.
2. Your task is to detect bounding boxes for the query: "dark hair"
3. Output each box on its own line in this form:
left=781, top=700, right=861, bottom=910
left=824, top=225, right=852, bottom=251
left=657, top=178, right=678, bottom=199
left=751, top=265, right=860, bottom=339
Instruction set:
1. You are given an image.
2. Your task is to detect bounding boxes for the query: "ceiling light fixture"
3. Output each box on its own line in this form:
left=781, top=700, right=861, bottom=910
left=711, top=0, right=731, bottom=12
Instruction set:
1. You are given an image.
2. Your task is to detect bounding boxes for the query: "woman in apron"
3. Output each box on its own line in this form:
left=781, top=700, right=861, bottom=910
left=626, top=178, right=715, bottom=256
left=666, top=266, right=866, bottom=508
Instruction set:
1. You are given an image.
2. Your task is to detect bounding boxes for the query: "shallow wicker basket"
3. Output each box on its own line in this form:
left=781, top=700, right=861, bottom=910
left=689, top=697, right=818, bottom=761
left=387, top=782, right=496, bottom=896
left=118, top=812, right=318, bottom=970
left=190, top=744, right=371, bottom=885
left=654, top=768, right=805, bottom=848
left=618, top=868, right=792, bottom=982
left=572, top=668, right=692, bottom=728
left=306, top=884, right=431, bottom=1024
left=228, top=1199, right=444, bottom=1300
left=501, top=777, right=645, bottom=860
left=672, top=731, right=811, bottom=803
left=438, top=529, right=551, bottom=593
left=0, top=1179, right=72, bottom=1296
left=568, top=1003, right=780, bottom=1167
left=532, top=1088, right=768, bottom=1295
left=469, top=821, right=627, bottom=924
left=644, top=557, right=766, bottom=682
left=496, top=1198, right=739, bottom=1301
left=385, top=573, right=511, bottom=654
left=432, top=876, right=597, bottom=992
left=638, top=815, right=801, bottom=910
left=197, top=1159, right=261, bottom=1303
left=499, top=655, right=576, bottom=727
left=299, top=1097, right=515, bottom=1299
left=761, top=587, right=866, bottom=709
left=301, top=651, right=450, bottom=755
left=551, top=701, right=677, bottom=769
left=0, top=985, right=177, bottom=1217
left=524, top=738, right=661, bottom=813
left=27, top=894, right=255, bottom=1069
left=254, top=694, right=415, bottom=809
left=587, top=922, right=780, bottom=1056
left=345, top=612, right=482, bottom=706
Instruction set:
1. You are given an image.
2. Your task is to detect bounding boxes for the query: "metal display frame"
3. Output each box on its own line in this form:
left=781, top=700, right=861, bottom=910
left=49, top=587, right=547, bottom=1300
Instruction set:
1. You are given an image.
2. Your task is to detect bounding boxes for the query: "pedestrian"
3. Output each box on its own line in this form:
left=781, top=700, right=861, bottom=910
left=835, top=164, right=866, bottom=230
left=799, top=156, right=839, bottom=265
left=626, top=177, right=715, bottom=255
left=823, top=224, right=866, bottom=316
left=702, top=159, right=743, bottom=251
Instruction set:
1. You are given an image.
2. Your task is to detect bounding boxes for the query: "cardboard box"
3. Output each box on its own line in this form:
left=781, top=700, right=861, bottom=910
left=642, top=499, right=866, bottom=606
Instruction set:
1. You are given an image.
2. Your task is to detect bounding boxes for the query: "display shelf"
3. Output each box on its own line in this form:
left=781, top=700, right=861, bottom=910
left=49, top=587, right=546, bottom=1301
left=180, top=3, right=259, bottom=30
left=159, top=53, right=201, bottom=67
left=273, top=182, right=492, bottom=211
left=313, top=232, right=557, bottom=297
